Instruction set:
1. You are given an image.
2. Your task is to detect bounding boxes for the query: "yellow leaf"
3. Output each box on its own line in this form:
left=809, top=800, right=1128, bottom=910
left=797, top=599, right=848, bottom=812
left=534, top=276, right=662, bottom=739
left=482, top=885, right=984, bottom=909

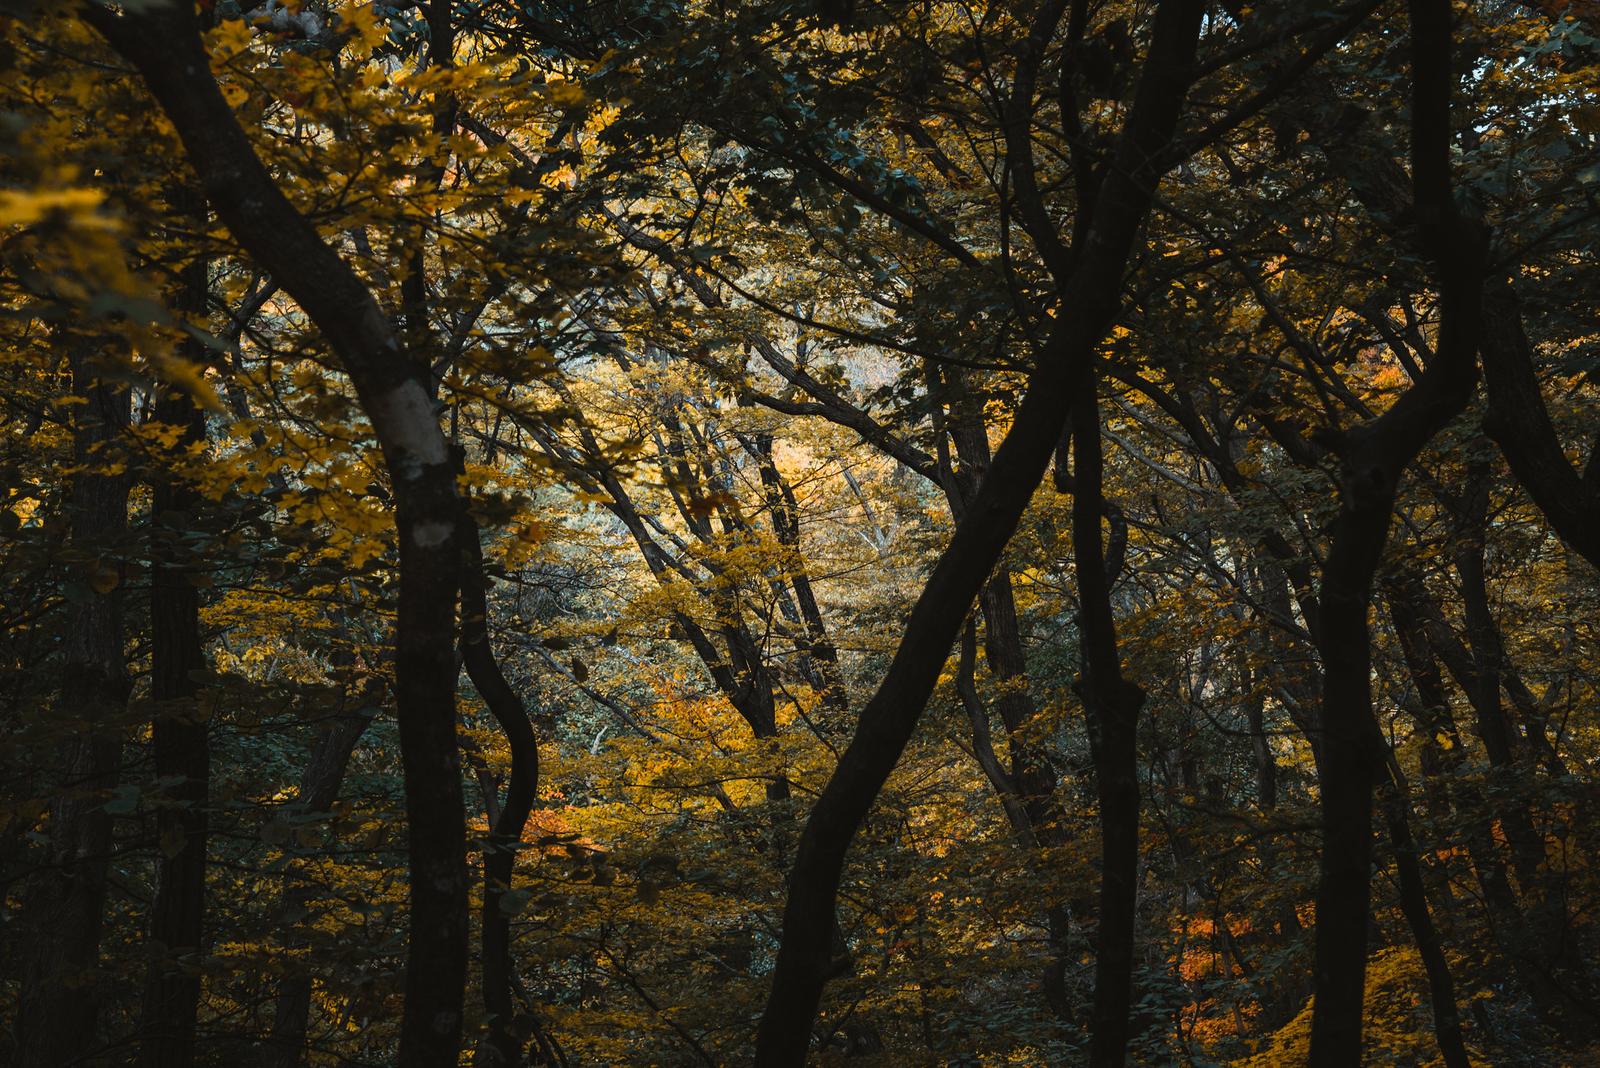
left=0, top=188, right=108, bottom=229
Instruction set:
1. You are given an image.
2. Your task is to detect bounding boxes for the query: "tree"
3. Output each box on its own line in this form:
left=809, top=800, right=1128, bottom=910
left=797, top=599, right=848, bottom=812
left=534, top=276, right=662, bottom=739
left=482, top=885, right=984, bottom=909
left=3, top=0, right=1600, bottom=1064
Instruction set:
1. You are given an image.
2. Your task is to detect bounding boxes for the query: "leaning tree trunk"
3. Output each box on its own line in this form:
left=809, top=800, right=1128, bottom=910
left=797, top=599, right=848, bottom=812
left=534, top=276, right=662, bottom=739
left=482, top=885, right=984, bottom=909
left=1377, top=767, right=1469, bottom=1068
left=754, top=5, right=1205, bottom=1057
left=86, top=10, right=471, bottom=1064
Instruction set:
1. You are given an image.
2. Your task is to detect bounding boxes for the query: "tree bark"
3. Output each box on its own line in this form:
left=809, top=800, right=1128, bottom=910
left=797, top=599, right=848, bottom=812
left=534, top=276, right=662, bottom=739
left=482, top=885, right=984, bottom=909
left=754, top=4, right=1204, bottom=1057
left=1070, top=383, right=1147, bottom=1068
left=459, top=507, right=545, bottom=1067
left=139, top=235, right=213, bottom=1068
left=86, top=12, right=471, bottom=1064
left=1308, top=3, right=1485, bottom=1060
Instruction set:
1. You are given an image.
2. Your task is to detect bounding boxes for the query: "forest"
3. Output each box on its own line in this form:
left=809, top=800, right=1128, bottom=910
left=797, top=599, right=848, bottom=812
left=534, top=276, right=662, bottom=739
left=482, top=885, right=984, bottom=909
left=3, top=0, right=1600, bottom=1064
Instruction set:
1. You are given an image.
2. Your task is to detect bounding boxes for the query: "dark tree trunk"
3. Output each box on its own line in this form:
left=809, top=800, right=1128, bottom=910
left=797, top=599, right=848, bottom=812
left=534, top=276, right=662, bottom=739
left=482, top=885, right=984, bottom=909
left=1308, top=490, right=1390, bottom=1066
left=87, top=13, right=472, bottom=1064
left=754, top=331, right=1082, bottom=1063
left=754, top=5, right=1204, bottom=1056
left=15, top=343, right=131, bottom=1068
left=1308, top=3, right=1485, bottom=1060
left=139, top=249, right=213, bottom=1068
left=1480, top=278, right=1600, bottom=569
left=1449, top=474, right=1567, bottom=885
left=459, top=509, right=546, bottom=1067
left=1378, top=769, right=1470, bottom=1068
left=1070, top=385, right=1147, bottom=1068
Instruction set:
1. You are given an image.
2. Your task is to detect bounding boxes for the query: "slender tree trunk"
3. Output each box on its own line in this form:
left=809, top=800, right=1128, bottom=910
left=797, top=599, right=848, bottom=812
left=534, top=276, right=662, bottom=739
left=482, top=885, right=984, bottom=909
left=954, top=620, right=1078, bottom=1021
left=459, top=508, right=546, bottom=1067
left=1378, top=768, right=1470, bottom=1068
left=140, top=247, right=213, bottom=1068
left=955, top=623, right=1036, bottom=843
left=16, top=342, right=131, bottom=1068
left=749, top=431, right=848, bottom=722
left=1450, top=478, right=1569, bottom=905
left=1449, top=482, right=1597, bottom=1030
left=754, top=324, right=1083, bottom=1063
left=1241, top=657, right=1278, bottom=810
left=1070, top=384, right=1146, bottom=1068
left=754, top=6, right=1204, bottom=1055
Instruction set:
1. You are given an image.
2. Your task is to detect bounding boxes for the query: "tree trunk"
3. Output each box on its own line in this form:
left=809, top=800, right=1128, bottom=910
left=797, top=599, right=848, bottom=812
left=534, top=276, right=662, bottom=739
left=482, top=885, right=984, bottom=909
left=1070, top=384, right=1147, bottom=1068
left=459, top=509, right=546, bottom=1067
left=749, top=431, right=849, bottom=723
left=1308, top=487, right=1391, bottom=1065
left=1308, top=4, right=1485, bottom=1060
left=1378, top=768, right=1469, bottom=1068
left=1479, top=278, right=1600, bottom=569
left=754, top=5, right=1204, bottom=1056
left=139, top=248, right=213, bottom=1068
left=87, top=13, right=472, bottom=1063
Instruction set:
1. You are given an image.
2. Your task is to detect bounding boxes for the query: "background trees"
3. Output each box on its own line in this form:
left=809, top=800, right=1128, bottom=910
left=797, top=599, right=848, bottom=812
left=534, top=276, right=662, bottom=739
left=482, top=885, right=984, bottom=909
left=3, top=0, right=1600, bottom=1064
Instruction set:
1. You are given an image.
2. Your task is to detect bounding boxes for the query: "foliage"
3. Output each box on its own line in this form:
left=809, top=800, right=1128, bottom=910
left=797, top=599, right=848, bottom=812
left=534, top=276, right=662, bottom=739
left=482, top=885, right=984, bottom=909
left=3, top=0, right=1600, bottom=1065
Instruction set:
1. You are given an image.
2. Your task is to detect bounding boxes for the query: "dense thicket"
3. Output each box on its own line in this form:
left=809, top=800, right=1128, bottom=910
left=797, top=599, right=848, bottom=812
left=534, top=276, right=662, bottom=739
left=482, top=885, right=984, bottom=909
left=3, top=0, right=1600, bottom=1064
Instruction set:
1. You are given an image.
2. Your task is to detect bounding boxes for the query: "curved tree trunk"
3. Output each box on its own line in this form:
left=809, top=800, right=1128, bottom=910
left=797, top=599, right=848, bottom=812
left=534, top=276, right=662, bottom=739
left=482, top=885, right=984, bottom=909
left=459, top=509, right=546, bottom=1067
left=754, top=5, right=1205, bottom=1055
left=1480, top=278, right=1600, bottom=569
left=86, top=11, right=471, bottom=1063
